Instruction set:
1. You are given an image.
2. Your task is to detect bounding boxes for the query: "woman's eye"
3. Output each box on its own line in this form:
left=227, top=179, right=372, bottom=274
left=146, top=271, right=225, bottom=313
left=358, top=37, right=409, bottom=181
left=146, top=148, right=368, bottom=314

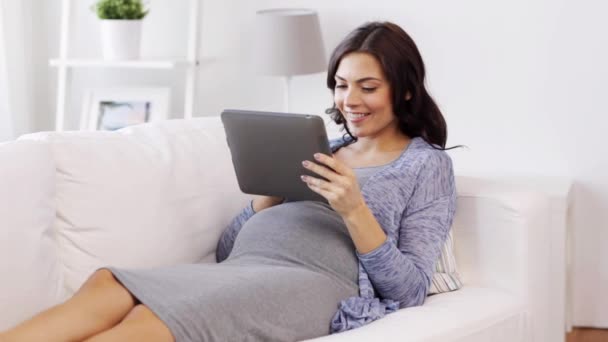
left=335, top=84, right=347, bottom=89
left=362, top=87, right=377, bottom=93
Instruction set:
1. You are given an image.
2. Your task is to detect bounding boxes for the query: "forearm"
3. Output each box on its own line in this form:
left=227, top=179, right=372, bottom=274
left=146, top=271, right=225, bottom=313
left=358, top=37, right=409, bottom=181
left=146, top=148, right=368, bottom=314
left=343, top=204, right=431, bottom=307
left=251, top=195, right=283, bottom=212
left=216, top=196, right=283, bottom=262
left=341, top=204, right=387, bottom=255
left=215, top=202, right=255, bottom=262
left=356, top=194, right=455, bottom=307
left=357, top=240, right=428, bottom=307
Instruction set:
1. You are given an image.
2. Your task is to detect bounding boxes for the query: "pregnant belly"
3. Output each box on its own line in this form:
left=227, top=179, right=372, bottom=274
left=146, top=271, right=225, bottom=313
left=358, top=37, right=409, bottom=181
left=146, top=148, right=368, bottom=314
left=228, top=201, right=358, bottom=283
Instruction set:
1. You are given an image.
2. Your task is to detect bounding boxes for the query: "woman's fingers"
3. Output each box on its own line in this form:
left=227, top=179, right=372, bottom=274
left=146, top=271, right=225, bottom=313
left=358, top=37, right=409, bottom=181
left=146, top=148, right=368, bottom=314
left=301, top=160, right=339, bottom=182
left=305, top=182, right=331, bottom=199
left=303, top=179, right=338, bottom=201
left=301, top=153, right=353, bottom=183
left=301, top=154, right=366, bottom=216
left=312, top=153, right=353, bottom=177
left=301, top=175, right=334, bottom=191
left=301, top=175, right=349, bottom=202
left=301, top=153, right=360, bottom=209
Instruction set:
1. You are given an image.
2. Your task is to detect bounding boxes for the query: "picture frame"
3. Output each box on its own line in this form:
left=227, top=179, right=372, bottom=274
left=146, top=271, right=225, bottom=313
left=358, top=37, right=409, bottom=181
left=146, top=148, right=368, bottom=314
left=80, top=87, right=170, bottom=131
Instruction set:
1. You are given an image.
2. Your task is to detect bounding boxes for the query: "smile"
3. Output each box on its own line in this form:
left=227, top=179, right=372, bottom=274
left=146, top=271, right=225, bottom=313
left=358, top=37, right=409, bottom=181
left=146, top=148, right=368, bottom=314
left=345, top=111, right=371, bottom=123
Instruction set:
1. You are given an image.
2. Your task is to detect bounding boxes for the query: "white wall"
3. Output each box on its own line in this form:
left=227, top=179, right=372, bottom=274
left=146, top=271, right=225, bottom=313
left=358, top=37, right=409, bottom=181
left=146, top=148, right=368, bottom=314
left=35, top=0, right=608, bottom=327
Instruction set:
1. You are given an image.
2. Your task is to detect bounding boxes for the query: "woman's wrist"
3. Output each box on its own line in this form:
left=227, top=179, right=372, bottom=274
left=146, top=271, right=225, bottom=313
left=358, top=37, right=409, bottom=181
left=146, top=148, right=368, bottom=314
left=342, top=203, right=388, bottom=254
left=341, top=200, right=369, bottom=222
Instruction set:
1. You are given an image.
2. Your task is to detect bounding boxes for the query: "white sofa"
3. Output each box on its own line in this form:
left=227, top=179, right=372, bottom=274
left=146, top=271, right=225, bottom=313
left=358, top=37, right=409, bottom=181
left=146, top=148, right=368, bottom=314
left=0, top=117, right=566, bottom=342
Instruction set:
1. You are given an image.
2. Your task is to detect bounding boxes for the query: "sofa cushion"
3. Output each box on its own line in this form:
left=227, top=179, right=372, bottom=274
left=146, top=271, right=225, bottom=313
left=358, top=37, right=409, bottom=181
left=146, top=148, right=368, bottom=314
left=302, top=287, right=527, bottom=342
left=20, top=118, right=250, bottom=294
left=0, top=140, right=63, bottom=330
left=428, top=230, right=462, bottom=294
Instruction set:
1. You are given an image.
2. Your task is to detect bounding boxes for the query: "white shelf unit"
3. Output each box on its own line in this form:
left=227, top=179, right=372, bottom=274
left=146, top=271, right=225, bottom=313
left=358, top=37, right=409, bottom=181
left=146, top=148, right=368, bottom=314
left=49, top=0, right=201, bottom=131
left=49, top=59, right=198, bottom=69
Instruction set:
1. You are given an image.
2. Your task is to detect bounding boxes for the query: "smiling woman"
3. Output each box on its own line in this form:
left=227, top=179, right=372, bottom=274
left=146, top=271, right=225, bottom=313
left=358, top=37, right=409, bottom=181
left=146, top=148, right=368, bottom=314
left=333, top=53, right=396, bottom=140
left=1, top=21, right=461, bottom=342
left=325, top=22, right=459, bottom=154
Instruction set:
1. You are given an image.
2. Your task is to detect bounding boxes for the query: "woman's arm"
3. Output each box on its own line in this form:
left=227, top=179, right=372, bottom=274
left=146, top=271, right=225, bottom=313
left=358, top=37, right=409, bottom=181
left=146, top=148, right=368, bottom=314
left=357, top=153, right=456, bottom=308
left=358, top=194, right=455, bottom=307
left=301, top=150, right=456, bottom=308
left=341, top=205, right=387, bottom=254
left=305, top=148, right=388, bottom=255
left=251, top=195, right=284, bottom=212
left=215, top=195, right=283, bottom=262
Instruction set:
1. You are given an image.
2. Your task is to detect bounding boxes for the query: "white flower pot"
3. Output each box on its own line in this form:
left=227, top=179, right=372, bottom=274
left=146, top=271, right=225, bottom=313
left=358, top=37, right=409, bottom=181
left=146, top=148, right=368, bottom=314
left=100, top=19, right=142, bottom=60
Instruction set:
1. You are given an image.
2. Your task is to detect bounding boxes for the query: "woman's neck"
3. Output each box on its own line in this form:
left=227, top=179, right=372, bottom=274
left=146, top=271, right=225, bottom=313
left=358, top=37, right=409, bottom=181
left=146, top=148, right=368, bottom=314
left=350, top=128, right=410, bottom=154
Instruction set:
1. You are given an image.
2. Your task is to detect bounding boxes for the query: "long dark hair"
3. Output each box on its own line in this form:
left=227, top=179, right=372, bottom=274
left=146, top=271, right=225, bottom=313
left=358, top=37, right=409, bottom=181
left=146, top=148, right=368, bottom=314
left=326, top=21, right=461, bottom=150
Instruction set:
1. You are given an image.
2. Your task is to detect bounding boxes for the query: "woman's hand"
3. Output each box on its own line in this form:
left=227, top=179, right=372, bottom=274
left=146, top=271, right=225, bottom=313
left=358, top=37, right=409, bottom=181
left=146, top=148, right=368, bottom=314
left=301, top=153, right=366, bottom=217
left=252, top=195, right=283, bottom=213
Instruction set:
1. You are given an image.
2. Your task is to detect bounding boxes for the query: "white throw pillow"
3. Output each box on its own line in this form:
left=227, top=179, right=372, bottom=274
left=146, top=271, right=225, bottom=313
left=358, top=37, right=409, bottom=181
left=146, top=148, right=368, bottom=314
left=428, top=230, right=462, bottom=294
left=21, top=118, right=250, bottom=294
left=0, top=140, right=63, bottom=330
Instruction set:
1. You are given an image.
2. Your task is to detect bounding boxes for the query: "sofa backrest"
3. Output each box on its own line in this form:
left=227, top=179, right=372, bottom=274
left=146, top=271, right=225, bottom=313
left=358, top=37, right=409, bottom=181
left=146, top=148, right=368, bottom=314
left=18, top=117, right=251, bottom=296
left=13, top=117, right=555, bottom=300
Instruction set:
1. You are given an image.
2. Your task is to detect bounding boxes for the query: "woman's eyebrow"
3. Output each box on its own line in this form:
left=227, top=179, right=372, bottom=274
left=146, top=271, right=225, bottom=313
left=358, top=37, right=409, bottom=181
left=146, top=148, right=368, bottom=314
left=335, top=75, right=382, bottom=83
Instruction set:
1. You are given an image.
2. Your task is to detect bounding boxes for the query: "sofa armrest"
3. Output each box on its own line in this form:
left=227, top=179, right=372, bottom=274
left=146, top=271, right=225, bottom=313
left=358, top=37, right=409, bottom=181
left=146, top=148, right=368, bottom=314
left=454, top=176, right=550, bottom=297
left=454, top=175, right=566, bottom=342
left=0, top=140, right=64, bottom=330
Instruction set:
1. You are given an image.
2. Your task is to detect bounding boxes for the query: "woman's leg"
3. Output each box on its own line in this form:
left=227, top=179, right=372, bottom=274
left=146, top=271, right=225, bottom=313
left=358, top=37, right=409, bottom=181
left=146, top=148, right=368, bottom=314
left=0, top=268, right=137, bottom=342
left=83, top=304, right=174, bottom=342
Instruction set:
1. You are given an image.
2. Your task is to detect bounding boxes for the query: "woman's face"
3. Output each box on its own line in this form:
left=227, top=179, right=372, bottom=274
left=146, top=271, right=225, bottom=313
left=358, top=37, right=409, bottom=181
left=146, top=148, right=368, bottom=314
left=334, top=52, right=397, bottom=139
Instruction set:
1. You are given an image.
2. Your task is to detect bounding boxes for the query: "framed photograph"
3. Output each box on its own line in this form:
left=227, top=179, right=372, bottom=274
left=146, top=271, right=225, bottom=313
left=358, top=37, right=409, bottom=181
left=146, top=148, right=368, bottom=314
left=80, top=87, right=170, bottom=131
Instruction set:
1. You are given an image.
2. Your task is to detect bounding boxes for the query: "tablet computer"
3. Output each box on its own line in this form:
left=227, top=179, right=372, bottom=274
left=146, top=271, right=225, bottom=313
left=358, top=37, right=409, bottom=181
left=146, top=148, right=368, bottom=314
left=221, top=109, right=332, bottom=202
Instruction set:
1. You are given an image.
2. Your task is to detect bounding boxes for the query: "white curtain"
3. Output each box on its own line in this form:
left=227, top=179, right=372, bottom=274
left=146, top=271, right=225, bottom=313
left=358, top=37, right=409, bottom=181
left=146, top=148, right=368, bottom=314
left=0, top=0, right=13, bottom=142
left=0, top=0, right=33, bottom=142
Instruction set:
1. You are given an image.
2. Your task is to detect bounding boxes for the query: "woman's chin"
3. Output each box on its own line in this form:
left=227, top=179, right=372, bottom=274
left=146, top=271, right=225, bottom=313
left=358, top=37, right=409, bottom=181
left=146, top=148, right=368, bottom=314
left=347, top=127, right=366, bottom=138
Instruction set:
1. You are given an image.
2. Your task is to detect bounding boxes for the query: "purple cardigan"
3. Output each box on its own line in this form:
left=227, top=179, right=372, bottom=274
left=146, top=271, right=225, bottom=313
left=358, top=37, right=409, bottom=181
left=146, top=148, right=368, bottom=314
left=216, top=136, right=457, bottom=333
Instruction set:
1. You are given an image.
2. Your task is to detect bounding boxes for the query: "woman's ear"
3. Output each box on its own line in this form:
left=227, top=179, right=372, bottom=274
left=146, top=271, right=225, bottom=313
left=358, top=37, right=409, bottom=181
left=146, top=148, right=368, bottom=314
left=405, top=91, right=412, bottom=101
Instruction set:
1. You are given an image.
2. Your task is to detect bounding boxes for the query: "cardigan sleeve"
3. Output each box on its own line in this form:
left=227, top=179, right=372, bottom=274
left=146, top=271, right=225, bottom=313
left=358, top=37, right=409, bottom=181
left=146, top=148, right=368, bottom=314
left=215, top=201, right=256, bottom=263
left=357, top=151, right=457, bottom=308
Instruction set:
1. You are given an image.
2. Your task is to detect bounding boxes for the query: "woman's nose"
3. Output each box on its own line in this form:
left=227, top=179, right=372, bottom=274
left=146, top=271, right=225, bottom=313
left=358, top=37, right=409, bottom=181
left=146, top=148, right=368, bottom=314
left=343, top=89, right=361, bottom=107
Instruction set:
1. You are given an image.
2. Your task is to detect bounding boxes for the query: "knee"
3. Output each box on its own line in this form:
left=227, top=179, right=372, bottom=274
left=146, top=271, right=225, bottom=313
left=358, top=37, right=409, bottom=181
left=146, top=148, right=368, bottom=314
left=122, top=304, right=153, bottom=323
left=122, top=305, right=175, bottom=341
left=79, top=268, right=119, bottom=292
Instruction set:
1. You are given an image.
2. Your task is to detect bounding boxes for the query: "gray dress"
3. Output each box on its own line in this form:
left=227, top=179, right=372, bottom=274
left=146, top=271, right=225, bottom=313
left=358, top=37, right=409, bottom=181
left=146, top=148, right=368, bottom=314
left=107, top=167, right=380, bottom=342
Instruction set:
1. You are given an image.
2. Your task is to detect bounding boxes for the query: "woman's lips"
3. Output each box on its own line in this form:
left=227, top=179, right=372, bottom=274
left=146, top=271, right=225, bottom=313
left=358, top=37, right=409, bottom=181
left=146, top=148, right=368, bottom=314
left=346, top=112, right=371, bottom=124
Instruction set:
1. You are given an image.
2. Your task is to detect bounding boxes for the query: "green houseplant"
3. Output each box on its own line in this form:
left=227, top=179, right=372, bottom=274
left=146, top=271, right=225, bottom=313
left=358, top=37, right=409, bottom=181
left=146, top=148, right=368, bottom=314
left=93, top=0, right=148, bottom=20
left=92, top=0, right=149, bottom=60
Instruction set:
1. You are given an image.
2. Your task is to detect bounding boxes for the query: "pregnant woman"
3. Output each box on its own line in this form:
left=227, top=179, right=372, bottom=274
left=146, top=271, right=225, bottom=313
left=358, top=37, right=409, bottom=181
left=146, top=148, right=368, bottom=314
left=1, top=21, right=459, bottom=342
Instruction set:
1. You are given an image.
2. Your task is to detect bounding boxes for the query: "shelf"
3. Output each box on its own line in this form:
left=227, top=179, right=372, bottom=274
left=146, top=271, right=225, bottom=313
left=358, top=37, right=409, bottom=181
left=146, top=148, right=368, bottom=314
left=49, top=58, right=198, bottom=69
left=51, top=0, right=202, bottom=131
